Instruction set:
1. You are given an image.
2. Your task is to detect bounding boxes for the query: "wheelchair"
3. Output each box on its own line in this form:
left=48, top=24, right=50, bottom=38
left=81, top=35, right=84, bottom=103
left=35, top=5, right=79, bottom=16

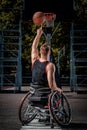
left=19, top=85, right=72, bottom=128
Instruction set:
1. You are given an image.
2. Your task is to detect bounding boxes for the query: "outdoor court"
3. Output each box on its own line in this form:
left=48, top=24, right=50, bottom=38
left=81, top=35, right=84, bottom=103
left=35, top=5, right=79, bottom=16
left=0, top=90, right=87, bottom=130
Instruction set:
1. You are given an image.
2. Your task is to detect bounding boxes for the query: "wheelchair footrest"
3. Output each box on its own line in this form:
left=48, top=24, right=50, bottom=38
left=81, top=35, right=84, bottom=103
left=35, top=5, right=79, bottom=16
left=44, top=105, right=49, bottom=109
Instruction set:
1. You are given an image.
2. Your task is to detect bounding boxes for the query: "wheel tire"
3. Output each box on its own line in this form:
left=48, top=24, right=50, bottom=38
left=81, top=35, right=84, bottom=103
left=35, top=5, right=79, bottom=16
left=19, top=92, right=37, bottom=125
left=49, top=91, right=72, bottom=126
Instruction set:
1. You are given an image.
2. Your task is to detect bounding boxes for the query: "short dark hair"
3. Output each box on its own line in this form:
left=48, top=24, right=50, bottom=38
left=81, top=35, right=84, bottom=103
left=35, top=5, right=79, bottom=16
left=40, top=43, right=50, bottom=56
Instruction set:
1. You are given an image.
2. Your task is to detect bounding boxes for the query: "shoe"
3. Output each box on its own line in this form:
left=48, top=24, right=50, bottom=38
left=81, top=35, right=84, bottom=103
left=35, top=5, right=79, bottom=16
left=44, top=117, right=50, bottom=125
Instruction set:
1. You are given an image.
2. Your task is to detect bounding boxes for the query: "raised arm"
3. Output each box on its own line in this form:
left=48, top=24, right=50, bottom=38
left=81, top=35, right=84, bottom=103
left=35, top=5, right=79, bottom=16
left=31, top=27, right=43, bottom=65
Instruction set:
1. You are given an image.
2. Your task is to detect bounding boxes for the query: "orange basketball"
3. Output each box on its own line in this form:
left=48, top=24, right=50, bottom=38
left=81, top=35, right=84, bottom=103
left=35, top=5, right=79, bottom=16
left=32, top=11, right=45, bottom=26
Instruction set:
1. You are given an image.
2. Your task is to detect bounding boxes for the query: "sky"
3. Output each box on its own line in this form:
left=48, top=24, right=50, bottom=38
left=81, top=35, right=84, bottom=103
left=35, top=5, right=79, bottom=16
left=23, top=0, right=74, bottom=22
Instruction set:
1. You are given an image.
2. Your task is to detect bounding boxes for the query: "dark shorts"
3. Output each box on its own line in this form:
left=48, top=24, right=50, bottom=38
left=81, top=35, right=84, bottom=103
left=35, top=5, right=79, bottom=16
left=30, top=83, right=51, bottom=108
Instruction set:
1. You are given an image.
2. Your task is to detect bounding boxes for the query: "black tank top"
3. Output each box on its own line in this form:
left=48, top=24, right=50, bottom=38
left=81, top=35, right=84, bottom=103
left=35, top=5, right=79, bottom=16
left=32, top=60, right=49, bottom=86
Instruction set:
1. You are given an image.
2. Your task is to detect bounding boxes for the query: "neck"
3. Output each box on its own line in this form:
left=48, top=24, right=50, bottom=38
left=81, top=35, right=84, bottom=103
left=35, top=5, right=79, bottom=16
left=40, top=55, right=48, bottom=61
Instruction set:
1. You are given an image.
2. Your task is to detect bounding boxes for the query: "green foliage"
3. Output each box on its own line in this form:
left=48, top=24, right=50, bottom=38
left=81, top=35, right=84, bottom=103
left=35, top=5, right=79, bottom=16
left=0, top=0, right=86, bottom=76
left=74, top=0, right=87, bottom=22
left=0, top=0, right=23, bottom=9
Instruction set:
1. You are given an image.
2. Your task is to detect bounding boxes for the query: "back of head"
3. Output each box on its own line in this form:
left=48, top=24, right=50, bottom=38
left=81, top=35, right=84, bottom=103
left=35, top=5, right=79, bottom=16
left=40, top=43, right=50, bottom=56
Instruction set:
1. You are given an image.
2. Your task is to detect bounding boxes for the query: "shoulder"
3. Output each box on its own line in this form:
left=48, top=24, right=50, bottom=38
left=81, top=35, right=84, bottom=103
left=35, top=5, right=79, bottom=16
left=46, top=62, right=55, bottom=72
left=32, top=59, right=39, bottom=67
left=32, top=57, right=39, bottom=65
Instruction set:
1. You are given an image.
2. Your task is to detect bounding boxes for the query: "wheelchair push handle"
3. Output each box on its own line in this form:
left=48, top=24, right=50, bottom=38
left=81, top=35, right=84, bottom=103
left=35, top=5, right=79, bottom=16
left=29, top=87, right=35, bottom=94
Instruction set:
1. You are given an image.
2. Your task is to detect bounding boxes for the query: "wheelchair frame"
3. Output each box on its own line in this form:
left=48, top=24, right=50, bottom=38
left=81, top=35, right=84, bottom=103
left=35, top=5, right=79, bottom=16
left=19, top=87, right=72, bottom=128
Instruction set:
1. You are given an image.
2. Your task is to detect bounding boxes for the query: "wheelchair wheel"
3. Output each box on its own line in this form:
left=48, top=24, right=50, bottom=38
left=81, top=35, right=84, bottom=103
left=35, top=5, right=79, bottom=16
left=49, top=91, right=72, bottom=126
left=19, top=92, right=37, bottom=125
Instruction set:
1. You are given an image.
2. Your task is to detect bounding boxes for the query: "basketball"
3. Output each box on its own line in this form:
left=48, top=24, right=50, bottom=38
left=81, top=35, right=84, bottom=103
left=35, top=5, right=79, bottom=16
left=32, top=11, right=45, bottom=26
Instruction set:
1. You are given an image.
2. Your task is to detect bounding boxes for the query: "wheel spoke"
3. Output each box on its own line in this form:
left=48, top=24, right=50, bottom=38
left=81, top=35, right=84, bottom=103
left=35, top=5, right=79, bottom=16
left=49, top=91, right=72, bottom=126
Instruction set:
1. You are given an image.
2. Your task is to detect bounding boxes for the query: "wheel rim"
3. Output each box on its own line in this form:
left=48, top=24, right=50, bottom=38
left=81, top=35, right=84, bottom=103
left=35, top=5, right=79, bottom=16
left=49, top=91, right=71, bottom=126
left=19, top=92, right=37, bottom=124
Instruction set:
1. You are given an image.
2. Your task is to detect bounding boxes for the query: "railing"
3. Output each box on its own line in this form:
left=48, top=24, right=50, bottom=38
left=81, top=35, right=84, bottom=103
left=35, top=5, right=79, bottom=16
left=70, top=23, right=87, bottom=92
left=0, top=9, right=22, bottom=92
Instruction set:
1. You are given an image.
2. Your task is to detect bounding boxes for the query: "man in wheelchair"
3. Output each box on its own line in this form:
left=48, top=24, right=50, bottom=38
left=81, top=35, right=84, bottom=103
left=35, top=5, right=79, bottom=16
left=31, top=26, right=62, bottom=93
left=19, top=26, right=71, bottom=127
left=30, top=26, right=63, bottom=121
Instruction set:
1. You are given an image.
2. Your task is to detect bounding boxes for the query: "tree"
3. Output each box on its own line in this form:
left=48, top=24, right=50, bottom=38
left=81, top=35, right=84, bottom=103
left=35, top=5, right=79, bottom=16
left=74, top=0, right=87, bottom=22
left=0, top=0, right=86, bottom=78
